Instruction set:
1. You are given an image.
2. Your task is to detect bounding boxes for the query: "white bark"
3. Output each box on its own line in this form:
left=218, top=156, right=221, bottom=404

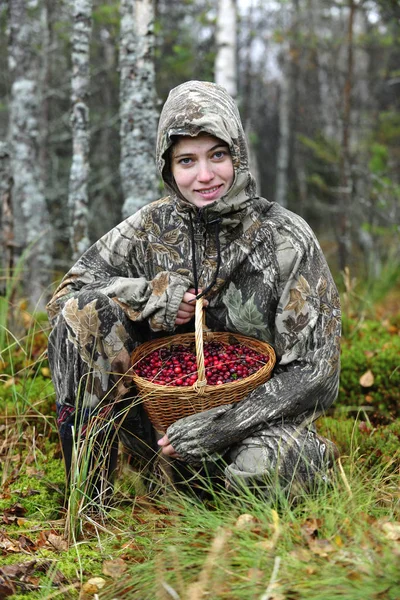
left=275, top=67, right=290, bottom=208
left=69, top=0, right=93, bottom=261
left=7, top=0, right=52, bottom=310
left=215, top=0, right=237, bottom=98
left=0, top=143, right=13, bottom=283
left=119, top=0, right=159, bottom=219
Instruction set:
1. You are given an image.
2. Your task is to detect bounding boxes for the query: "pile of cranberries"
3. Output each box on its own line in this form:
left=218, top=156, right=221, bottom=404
left=134, top=340, right=270, bottom=387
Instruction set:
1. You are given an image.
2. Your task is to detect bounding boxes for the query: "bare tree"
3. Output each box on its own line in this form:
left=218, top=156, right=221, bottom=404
left=7, top=0, right=52, bottom=310
left=119, top=0, right=159, bottom=218
left=215, top=0, right=237, bottom=98
left=69, top=0, right=93, bottom=261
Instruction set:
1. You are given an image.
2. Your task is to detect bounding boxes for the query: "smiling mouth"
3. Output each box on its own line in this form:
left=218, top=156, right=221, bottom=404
left=196, top=185, right=222, bottom=195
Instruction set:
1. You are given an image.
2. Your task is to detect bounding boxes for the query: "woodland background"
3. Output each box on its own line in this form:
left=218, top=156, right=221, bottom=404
left=0, top=2, right=399, bottom=598
left=0, top=0, right=399, bottom=310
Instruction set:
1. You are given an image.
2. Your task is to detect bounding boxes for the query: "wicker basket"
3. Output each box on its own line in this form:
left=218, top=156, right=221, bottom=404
left=131, top=297, right=276, bottom=432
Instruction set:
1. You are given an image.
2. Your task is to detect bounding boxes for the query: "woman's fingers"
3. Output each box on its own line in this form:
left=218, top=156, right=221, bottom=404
left=175, top=289, right=209, bottom=325
left=158, top=435, right=180, bottom=458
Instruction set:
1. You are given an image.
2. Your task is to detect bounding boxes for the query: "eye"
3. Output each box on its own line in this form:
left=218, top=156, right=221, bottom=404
left=178, top=157, right=193, bottom=166
left=212, top=149, right=228, bottom=160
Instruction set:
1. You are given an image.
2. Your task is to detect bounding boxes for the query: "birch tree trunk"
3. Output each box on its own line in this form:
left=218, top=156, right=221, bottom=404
left=69, top=0, right=92, bottom=261
left=337, top=0, right=355, bottom=271
left=275, top=0, right=299, bottom=209
left=275, top=69, right=290, bottom=208
left=119, top=0, right=158, bottom=218
left=215, top=0, right=237, bottom=98
left=0, top=142, right=13, bottom=286
left=7, top=0, right=52, bottom=310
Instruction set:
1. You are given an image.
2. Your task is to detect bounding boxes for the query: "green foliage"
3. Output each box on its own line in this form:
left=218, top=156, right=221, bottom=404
left=297, top=133, right=339, bottom=165
left=337, top=319, right=400, bottom=423
left=368, top=142, right=389, bottom=174
left=93, top=3, right=120, bottom=29
left=377, top=110, right=400, bottom=145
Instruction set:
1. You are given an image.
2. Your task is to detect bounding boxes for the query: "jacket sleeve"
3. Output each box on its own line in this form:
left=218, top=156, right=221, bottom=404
left=166, top=235, right=341, bottom=465
left=47, top=214, right=191, bottom=332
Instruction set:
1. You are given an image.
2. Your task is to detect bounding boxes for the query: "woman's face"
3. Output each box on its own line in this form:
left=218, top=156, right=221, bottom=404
left=171, top=134, right=234, bottom=209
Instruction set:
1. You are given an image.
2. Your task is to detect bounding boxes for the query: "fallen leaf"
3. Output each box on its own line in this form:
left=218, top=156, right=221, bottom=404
left=358, top=422, right=372, bottom=434
left=301, top=517, right=322, bottom=540
left=359, top=370, right=374, bottom=387
left=308, top=538, right=336, bottom=557
left=3, top=377, right=15, bottom=389
left=46, top=533, right=68, bottom=552
left=0, top=534, right=21, bottom=553
left=81, top=576, right=106, bottom=595
left=41, top=367, right=51, bottom=378
left=0, top=580, right=14, bottom=598
left=289, top=546, right=313, bottom=562
left=18, top=535, right=37, bottom=552
left=380, top=521, right=400, bottom=541
left=4, top=504, right=27, bottom=518
left=235, top=513, right=257, bottom=530
left=347, top=570, right=363, bottom=581
left=334, top=535, right=344, bottom=547
left=247, top=567, right=264, bottom=583
left=102, top=558, right=127, bottom=579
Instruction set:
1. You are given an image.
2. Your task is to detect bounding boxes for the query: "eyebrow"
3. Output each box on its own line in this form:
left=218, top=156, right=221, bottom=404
left=173, top=143, right=229, bottom=160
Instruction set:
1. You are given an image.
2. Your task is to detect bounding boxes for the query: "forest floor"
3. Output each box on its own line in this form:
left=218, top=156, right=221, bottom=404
left=0, top=289, right=399, bottom=600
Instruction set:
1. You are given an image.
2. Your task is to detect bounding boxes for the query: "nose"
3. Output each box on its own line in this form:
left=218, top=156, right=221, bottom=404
left=197, top=160, right=214, bottom=183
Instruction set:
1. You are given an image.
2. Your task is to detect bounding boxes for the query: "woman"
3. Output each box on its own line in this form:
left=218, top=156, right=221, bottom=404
left=47, top=80, right=341, bottom=503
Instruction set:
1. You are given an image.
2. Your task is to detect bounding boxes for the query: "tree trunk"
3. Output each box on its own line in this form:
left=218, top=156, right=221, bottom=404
left=7, top=0, right=52, bottom=310
left=337, top=0, right=355, bottom=272
left=275, top=1, right=299, bottom=209
left=215, top=0, right=237, bottom=98
left=275, top=69, right=290, bottom=208
left=69, top=0, right=92, bottom=261
left=119, top=0, right=159, bottom=219
left=0, top=142, right=13, bottom=285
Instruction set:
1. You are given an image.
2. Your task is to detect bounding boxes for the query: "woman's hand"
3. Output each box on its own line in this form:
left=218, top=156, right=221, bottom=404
left=158, top=434, right=181, bottom=459
left=175, top=288, right=208, bottom=325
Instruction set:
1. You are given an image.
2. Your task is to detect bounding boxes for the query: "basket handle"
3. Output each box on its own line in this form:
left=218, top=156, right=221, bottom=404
left=193, top=297, right=207, bottom=394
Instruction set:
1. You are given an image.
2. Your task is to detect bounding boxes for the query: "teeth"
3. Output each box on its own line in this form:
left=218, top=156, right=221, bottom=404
left=198, top=186, right=219, bottom=193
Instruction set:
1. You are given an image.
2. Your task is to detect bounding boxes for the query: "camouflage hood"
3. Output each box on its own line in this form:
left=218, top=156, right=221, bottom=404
left=156, top=80, right=257, bottom=217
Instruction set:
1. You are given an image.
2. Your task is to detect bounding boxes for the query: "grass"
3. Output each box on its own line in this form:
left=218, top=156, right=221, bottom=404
left=0, top=282, right=399, bottom=599
left=0, top=432, right=398, bottom=599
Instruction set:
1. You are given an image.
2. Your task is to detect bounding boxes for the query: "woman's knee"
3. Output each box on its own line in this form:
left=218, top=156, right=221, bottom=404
left=225, top=425, right=338, bottom=492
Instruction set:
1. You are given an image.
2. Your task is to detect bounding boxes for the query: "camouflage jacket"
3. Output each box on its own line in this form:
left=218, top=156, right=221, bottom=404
left=47, top=81, right=341, bottom=463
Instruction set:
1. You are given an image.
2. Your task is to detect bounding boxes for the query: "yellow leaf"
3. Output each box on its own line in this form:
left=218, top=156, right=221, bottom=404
left=41, top=367, right=51, bottom=378
left=359, top=370, right=374, bottom=387
left=334, top=535, right=344, bottom=547
left=81, top=577, right=106, bottom=595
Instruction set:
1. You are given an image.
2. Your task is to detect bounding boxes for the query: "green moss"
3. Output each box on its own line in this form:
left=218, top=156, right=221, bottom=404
left=0, top=440, right=65, bottom=519
left=317, top=416, right=400, bottom=470
left=338, top=319, right=400, bottom=423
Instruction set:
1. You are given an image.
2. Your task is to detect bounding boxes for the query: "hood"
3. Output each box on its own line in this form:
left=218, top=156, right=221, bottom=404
left=156, top=80, right=257, bottom=217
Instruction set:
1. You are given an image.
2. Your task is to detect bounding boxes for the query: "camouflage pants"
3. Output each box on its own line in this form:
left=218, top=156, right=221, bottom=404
left=48, top=290, right=337, bottom=500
